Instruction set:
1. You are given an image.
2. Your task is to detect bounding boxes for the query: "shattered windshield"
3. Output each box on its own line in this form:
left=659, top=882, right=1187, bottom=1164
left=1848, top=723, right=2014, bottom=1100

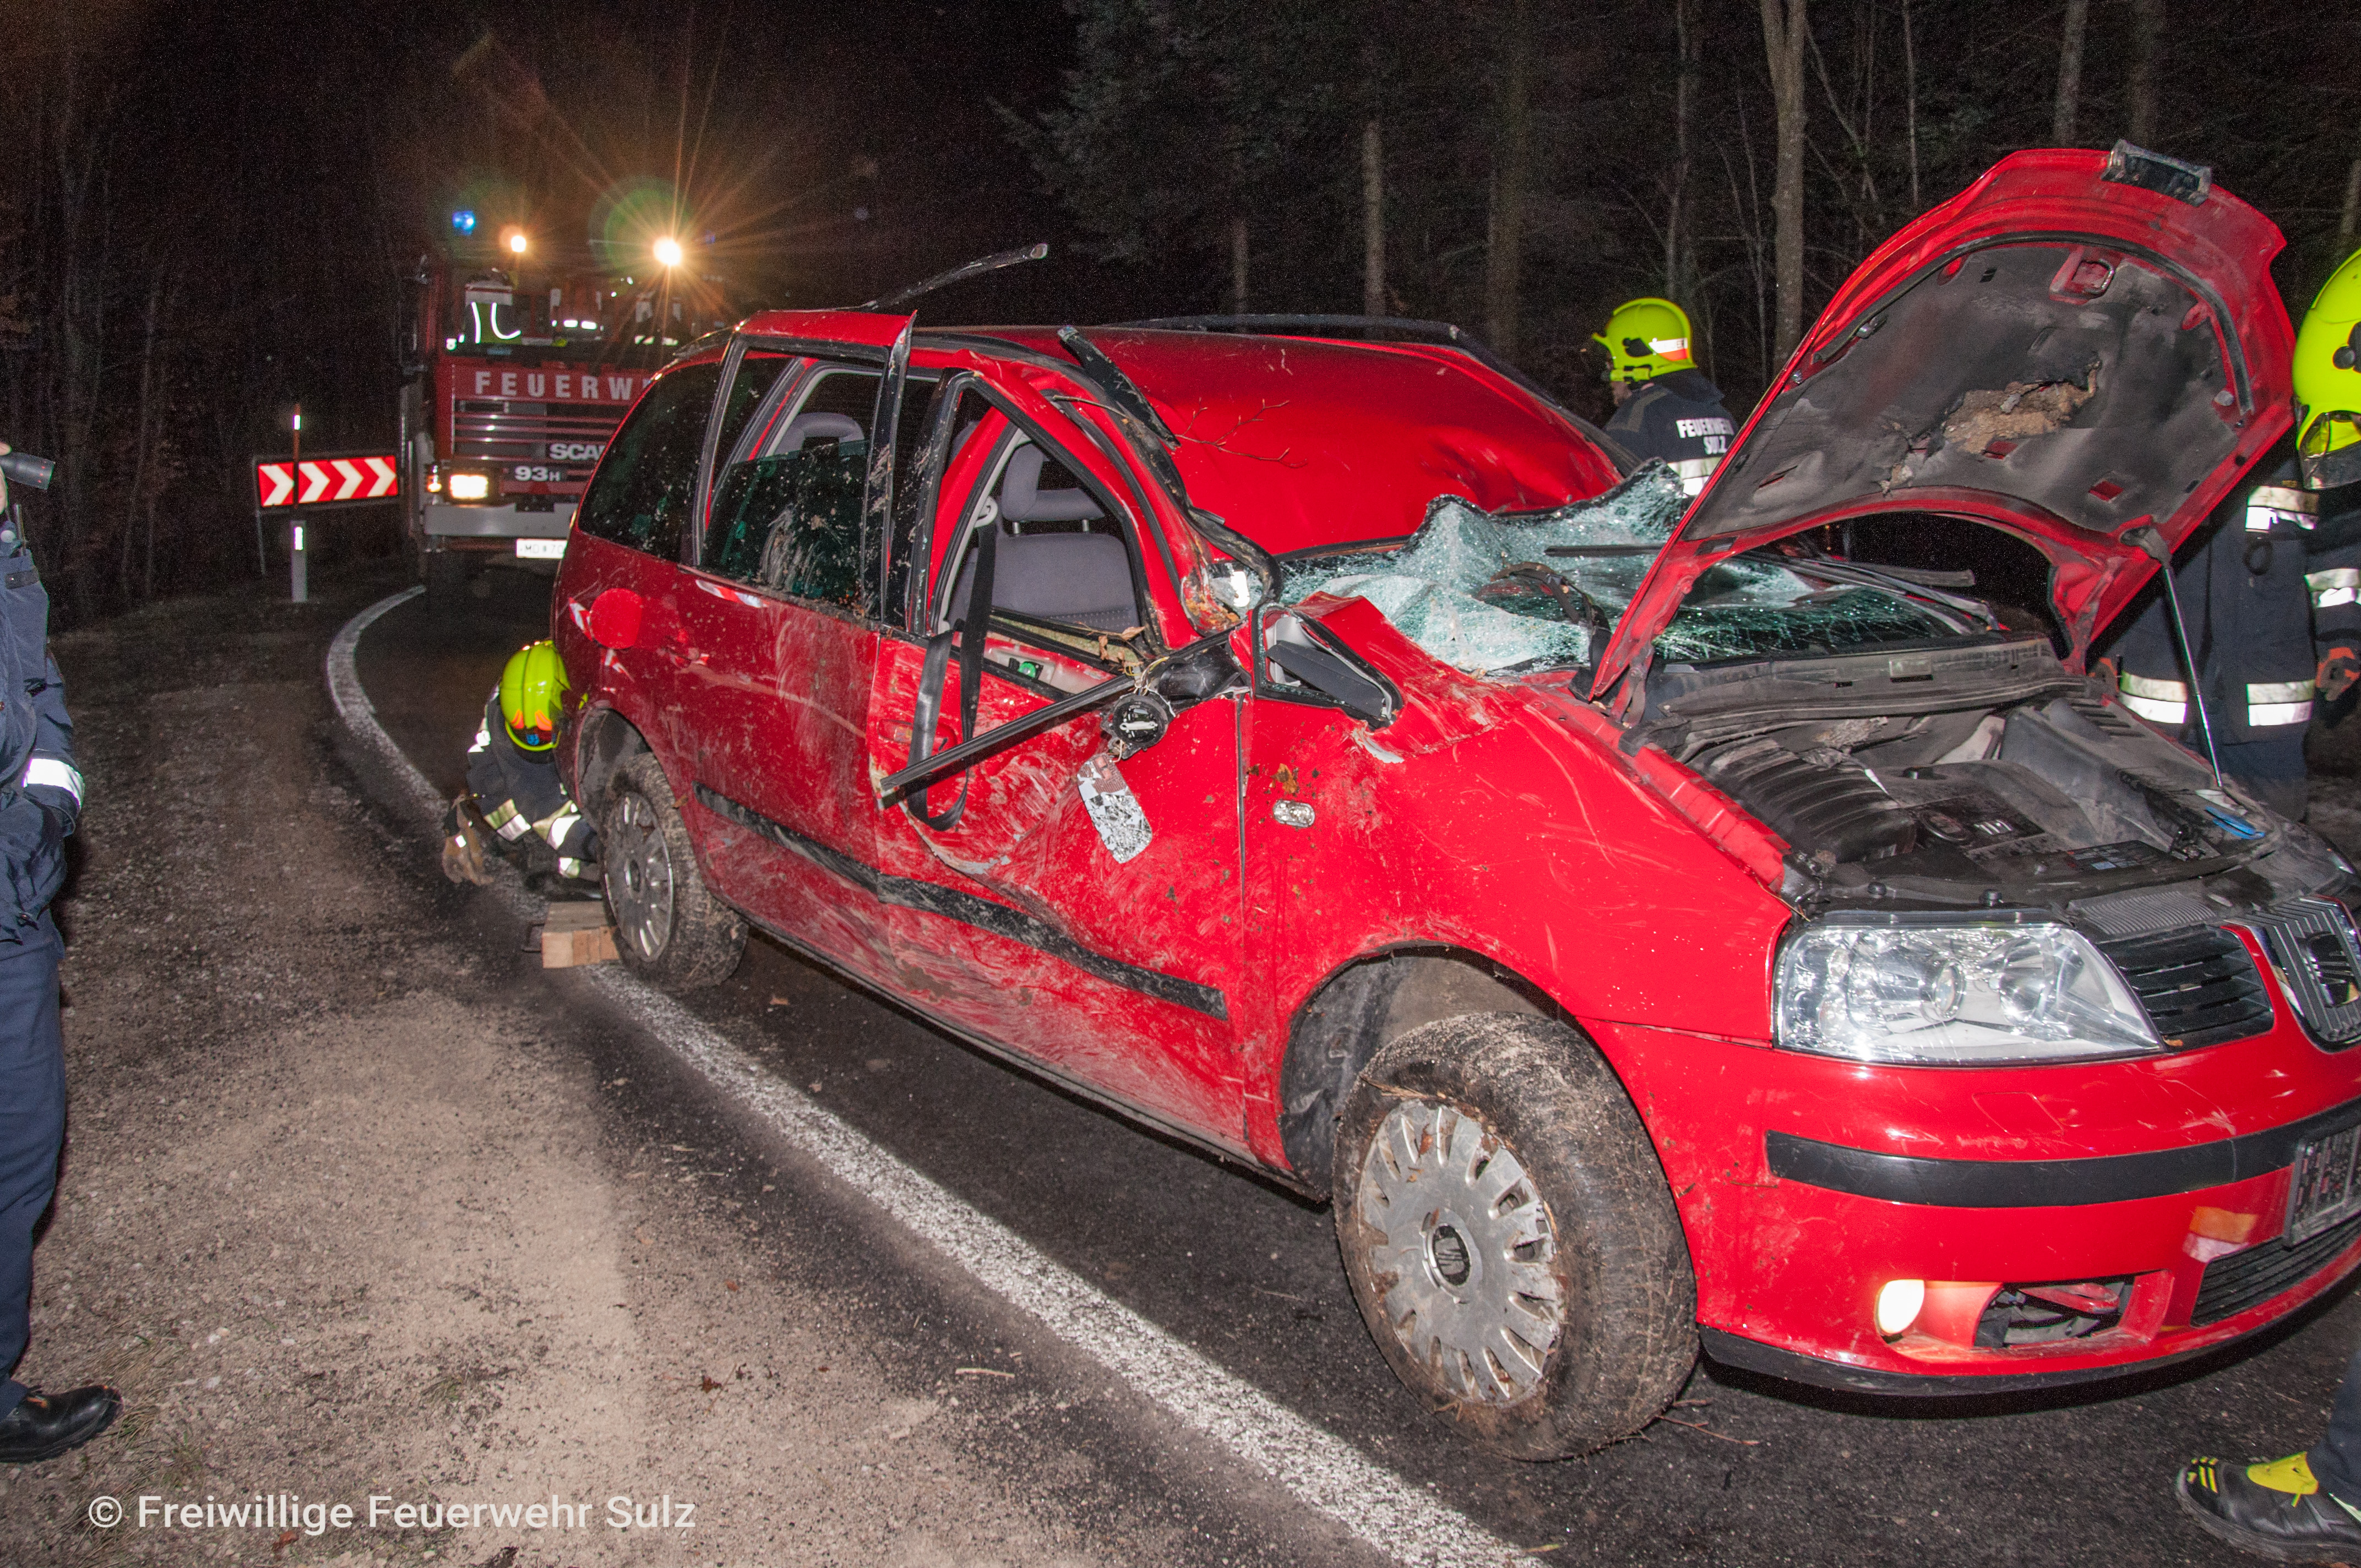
left=1280, top=462, right=1979, bottom=677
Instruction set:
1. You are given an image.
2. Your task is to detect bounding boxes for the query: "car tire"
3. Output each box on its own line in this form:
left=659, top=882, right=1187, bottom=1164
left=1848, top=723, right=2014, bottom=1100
left=599, top=752, right=745, bottom=990
left=1332, top=1012, right=1696, bottom=1459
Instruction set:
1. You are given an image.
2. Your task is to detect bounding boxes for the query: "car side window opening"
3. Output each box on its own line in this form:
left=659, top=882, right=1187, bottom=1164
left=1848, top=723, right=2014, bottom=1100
left=574, top=361, right=724, bottom=559
left=705, top=349, right=797, bottom=503
left=932, top=426, right=1151, bottom=667
left=704, top=367, right=881, bottom=611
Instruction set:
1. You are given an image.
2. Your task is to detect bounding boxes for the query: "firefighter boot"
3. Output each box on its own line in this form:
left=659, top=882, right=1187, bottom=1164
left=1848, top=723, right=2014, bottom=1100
left=2178, top=1452, right=2361, bottom=1561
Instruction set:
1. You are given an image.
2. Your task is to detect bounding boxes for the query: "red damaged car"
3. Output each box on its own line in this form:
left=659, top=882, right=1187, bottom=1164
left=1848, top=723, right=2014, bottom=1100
left=550, top=146, right=2361, bottom=1458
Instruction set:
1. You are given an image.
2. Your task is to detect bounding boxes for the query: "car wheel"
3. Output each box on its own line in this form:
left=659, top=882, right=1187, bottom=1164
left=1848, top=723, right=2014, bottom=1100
left=1332, top=1012, right=1696, bottom=1459
left=599, top=752, right=746, bottom=990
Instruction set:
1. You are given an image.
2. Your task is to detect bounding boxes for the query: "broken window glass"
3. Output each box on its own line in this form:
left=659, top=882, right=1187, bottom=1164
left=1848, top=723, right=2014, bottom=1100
left=1280, top=461, right=1971, bottom=677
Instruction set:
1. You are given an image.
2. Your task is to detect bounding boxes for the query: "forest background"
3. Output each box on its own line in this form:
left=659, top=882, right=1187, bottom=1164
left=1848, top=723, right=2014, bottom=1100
left=1, top=0, right=2353, bottom=623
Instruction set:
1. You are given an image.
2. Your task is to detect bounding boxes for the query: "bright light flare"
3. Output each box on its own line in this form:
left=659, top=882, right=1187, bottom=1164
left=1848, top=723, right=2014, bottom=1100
left=1874, top=1278, right=1926, bottom=1337
left=652, top=235, right=684, bottom=268
left=506, top=229, right=530, bottom=256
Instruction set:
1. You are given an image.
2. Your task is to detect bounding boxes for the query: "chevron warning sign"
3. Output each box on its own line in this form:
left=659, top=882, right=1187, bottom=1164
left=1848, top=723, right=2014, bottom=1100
left=254, top=453, right=398, bottom=509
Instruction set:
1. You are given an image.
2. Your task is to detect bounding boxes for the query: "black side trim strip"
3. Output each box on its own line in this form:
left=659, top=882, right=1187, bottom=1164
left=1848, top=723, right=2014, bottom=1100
left=692, top=784, right=1227, bottom=1020
left=1767, top=1093, right=2361, bottom=1208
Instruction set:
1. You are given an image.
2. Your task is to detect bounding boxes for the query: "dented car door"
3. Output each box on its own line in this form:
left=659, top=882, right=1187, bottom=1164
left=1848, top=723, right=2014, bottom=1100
left=863, top=368, right=1250, bottom=1146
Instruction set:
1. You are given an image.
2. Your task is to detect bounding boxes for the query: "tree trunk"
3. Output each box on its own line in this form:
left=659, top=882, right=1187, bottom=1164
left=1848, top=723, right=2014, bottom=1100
left=1362, top=118, right=1385, bottom=318
left=2127, top=0, right=2163, bottom=146
left=1902, top=0, right=1920, bottom=210
left=1485, top=0, right=1533, bottom=359
left=1667, top=0, right=1698, bottom=296
left=1229, top=215, right=1248, bottom=315
left=119, top=269, right=165, bottom=602
left=2340, top=153, right=2360, bottom=262
left=1759, top=0, right=1809, bottom=366
left=2052, top=0, right=2088, bottom=144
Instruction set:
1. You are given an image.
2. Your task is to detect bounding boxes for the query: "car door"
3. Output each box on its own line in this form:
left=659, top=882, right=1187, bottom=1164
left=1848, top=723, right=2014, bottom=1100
left=671, top=331, right=933, bottom=983
left=863, top=369, right=1252, bottom=1147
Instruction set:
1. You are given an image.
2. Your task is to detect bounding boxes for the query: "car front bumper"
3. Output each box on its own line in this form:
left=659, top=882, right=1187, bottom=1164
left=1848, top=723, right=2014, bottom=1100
left=1592, top=983, right=2361, bottom=1390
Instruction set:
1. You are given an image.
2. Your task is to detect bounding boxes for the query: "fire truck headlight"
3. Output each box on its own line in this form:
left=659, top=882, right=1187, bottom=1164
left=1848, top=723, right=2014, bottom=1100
left=446, top=471, right=492, bottom=502
left=653, top=235, right=684, bottom=268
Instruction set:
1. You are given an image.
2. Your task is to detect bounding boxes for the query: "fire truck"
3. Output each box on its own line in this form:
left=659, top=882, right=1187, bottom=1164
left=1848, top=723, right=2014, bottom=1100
left=400, top=229, right=733, bottom=602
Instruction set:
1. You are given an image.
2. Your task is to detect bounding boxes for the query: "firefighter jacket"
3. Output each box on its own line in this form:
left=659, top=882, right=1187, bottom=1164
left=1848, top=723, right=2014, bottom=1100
left=2110, top=470, right=2361, bottom=746
left=464, top=693, right=596, bottom=879
left=1602, top=369, right=1737, bottom=495
left=0, top=524, right=78, bottom=941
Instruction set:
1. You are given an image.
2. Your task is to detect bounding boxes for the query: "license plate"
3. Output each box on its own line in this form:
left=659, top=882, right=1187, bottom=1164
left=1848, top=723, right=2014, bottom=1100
left=2287, top=1122, right=2361, bottom=1244
left=514, top=538, right=567, bottom=560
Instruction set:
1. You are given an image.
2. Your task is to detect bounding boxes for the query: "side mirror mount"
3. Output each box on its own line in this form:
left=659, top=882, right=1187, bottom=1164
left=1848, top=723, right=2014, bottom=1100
left=587, top=587, right=644, bottom=650
left=1262, top=610, right=1396, bottom=727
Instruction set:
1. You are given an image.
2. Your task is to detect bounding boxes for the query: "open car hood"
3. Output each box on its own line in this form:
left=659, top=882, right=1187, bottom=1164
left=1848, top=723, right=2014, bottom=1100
left=1589, top=146, right=2297, bottom=703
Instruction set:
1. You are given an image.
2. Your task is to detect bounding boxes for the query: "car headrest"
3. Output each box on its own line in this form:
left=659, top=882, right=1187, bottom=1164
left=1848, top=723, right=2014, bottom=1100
left=999, top=443, right=1102, bottom=523
left=780, top=412, right=866, bottom=453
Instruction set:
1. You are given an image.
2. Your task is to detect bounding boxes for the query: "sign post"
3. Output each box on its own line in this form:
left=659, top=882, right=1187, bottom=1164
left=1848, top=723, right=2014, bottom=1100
left=251, top=437, right=400, bottom=603
left=288, top=405, right=305, bottom=604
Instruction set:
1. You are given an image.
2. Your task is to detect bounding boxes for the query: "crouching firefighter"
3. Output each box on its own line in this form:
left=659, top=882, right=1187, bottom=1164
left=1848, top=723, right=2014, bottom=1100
left=442, top=640, right=599, bottom=889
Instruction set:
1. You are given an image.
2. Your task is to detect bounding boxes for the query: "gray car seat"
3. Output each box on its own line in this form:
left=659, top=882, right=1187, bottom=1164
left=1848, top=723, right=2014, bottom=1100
left=946, top=444, right=1138, bottom=636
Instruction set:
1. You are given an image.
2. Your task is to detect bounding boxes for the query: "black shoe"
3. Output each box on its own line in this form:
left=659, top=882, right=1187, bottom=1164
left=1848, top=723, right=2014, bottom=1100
left=2178, top=1452, right=2361, bottom=1561
left=0, top=1385, right=121, bottom=1463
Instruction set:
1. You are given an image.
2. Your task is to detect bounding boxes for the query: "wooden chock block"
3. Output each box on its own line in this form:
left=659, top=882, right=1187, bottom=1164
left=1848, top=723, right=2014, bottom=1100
left=541, top=900, right=619, bottom=968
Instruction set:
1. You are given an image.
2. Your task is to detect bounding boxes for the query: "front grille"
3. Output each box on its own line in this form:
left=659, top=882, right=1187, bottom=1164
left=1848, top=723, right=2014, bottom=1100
left=2099, top=926, right=2273, bottom=1049
left=2193, top=1212, right=2361, bottom=1326
left=2243, top=900, right=2361, bottom=1047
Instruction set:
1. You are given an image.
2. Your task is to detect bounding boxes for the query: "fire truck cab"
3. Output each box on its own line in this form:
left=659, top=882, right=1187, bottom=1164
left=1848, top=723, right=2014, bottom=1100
left=401, top=246, right=731, bottom=602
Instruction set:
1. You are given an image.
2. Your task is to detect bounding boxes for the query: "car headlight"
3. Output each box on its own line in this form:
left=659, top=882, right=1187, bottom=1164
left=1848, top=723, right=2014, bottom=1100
left=445, top=470, right=492, bottom=501
left=1773, top=916, right=2160, bottom=1065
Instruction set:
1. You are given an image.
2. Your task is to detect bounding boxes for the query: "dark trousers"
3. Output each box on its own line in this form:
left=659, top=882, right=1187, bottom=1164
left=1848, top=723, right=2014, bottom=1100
left=2313, top=1338, right=2361, bottom=1506
left=0, top=917, right=63, bottom=1413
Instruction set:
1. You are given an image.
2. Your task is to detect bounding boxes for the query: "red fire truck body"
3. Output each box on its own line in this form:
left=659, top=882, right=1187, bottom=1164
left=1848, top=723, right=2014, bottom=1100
left=402, top=254, right=721, bottom=590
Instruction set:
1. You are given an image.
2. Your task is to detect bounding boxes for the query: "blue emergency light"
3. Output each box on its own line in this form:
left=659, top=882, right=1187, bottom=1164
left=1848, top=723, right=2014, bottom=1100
left=450, top=209, right=478, bottom=236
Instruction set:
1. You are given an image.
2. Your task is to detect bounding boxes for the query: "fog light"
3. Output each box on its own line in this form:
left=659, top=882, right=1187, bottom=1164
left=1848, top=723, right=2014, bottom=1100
left=1875, top=1278, right=1926, bottom=1337
left=447, top=471, right=491, bottom=501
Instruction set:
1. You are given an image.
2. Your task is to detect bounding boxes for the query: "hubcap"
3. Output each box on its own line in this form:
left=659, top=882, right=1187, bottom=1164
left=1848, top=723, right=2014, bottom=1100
left=1354, top=1099, right=1564, bottom=1406
left=604, top=788, right=675, bottom=962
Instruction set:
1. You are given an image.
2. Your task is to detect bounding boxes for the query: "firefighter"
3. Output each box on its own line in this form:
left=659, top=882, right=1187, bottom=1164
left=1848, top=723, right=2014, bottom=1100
left=0, top=443, right=119, bottom=1465
left=1592, top=297, right=1736, bottom=494
left=2170, top=253, right=2361, bottom=1559
left=443, top=640, right=598, bottom=889
left=2104, top=253, right=2361, bottom=824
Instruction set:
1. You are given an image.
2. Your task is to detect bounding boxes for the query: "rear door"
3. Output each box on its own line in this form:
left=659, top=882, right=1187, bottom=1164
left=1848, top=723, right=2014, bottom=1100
left=863, top=369, right=1252, bottom=1147
left=672, top=331, right=933, bottom=981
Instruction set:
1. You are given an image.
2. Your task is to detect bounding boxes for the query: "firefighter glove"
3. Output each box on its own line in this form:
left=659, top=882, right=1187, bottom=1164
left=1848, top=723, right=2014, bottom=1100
left=2321, top=645, right=2361, bottom=703
left=441, top=796, right=492, bottom=885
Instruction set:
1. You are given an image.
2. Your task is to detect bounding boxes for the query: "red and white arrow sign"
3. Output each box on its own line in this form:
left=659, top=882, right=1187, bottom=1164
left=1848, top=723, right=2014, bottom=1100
left=253, top=453, right=399, bottom=508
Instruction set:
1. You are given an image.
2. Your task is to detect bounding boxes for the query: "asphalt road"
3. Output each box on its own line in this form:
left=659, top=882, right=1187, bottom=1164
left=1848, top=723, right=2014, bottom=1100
left=360, top=559, right=2361, bottom=1566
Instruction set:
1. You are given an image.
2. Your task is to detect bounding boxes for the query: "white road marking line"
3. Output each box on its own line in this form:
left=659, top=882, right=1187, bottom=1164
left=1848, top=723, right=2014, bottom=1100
left=327, top=589, right=1525, bottom=1568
